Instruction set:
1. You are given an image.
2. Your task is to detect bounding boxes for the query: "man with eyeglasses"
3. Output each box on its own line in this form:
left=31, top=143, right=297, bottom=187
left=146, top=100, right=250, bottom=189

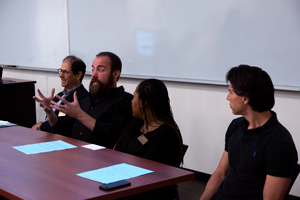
left=32, top=55, right=89, bottom=132
left=33, top=52, right=133, bottom=149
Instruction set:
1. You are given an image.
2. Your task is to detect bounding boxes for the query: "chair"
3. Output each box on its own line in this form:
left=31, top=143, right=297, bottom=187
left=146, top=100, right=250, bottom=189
left=182, top=144, right=189, bottom=157
left=175, top=144, right=189, bottom=200
left=284, top=163, right=300, bottom=199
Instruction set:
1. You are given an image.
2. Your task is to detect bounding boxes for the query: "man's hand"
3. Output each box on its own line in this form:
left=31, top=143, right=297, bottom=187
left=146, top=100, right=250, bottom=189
left=33, top=88, right=55, bottom=114
left=51, top=91, right=96, bottom=131
left=200, top=151, right=229, bottom=200
left=50, top=91, right=81, bottom=119
left=31, top=122, right=43, bottom=130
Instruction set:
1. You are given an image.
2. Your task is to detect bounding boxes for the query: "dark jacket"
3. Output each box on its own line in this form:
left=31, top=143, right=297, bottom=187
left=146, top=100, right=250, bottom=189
left=40, top=84, right=89, bottom=133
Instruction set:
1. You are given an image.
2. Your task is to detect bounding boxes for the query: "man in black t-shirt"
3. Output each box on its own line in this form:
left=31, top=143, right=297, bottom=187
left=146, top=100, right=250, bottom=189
left=200, top=65, right=298, bottom=200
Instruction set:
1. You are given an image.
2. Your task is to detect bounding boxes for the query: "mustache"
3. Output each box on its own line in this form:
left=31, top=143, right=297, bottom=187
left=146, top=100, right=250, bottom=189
left=91, top=77, right=99, bottom=83
left=90, top=78, right=102, bottom=87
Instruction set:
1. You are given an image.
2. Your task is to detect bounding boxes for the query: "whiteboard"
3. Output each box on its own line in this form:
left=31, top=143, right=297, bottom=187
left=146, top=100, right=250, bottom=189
left=1, top=0, right=300, bottom=88
left=68, top=0, right=300, bottom=88
left=0, top=0, right=69, bottom=69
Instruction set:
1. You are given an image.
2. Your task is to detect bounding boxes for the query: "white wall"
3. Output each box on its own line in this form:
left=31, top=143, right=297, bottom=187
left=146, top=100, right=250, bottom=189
left=3, top=68, right=300, bottom=197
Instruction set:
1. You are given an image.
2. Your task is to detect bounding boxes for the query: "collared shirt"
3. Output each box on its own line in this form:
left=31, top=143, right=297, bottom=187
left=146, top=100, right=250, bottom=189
left=40, top=84, right=89, bottom=132
left=45, top=84, right=82, bottom=121
left=55, top=83, right=82, bottom=109
left=216, top=111, right=298, bottom=200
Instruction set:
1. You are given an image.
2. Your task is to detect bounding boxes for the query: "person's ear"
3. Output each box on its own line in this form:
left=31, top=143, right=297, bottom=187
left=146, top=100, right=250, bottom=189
left=76, top=71, right=83, bottom=81
left=112, top=70, right=120, bottom=81
left=243, top=97, right=249, bottom=105
left=142, top=101, right=148, bottom=107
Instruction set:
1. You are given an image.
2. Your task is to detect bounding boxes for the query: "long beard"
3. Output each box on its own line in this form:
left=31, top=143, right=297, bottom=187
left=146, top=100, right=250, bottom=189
left=89, top=75, right=114, bottom=98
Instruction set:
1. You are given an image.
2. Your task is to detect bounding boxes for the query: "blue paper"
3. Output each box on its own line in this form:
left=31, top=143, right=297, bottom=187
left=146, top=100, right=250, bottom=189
left=13, top=140, right=77, bottom=155
left=0, top=120, right=16, bottom=127
left=77, top=163, right=154, bottom=184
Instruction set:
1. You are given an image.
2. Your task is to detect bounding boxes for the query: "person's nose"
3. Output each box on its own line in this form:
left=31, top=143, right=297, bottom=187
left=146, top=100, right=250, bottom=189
left=91, top=70, right=97, bottom=79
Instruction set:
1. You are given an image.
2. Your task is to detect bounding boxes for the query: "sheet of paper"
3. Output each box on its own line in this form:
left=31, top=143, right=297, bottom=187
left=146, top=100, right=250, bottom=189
left=82, top=144, right=105, bottom=150
left=13, top=140, right=77, bottom=155
left=77, top=163, right=154, bottom=184
left=0, top=120, right=16, bottom=127
left=0, top=120, right=10, bottom=124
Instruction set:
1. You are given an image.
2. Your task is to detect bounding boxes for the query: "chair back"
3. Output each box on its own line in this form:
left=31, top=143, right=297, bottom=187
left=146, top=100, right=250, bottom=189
left=175, top=144, right=189, bottom=200
left=182, top=144, right=188, bottom=157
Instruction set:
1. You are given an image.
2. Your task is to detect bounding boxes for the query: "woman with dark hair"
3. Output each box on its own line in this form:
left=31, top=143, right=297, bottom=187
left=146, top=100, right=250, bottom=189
left=114, top=78, right=183, bottom=199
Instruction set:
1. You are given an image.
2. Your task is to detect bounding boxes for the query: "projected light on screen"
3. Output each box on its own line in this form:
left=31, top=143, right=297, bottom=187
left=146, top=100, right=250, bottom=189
left=136, top=30, right=155, bottom=57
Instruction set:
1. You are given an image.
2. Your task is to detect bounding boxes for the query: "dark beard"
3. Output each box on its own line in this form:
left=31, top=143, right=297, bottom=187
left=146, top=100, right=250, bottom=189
left=89, top=74, right=114, bottom=98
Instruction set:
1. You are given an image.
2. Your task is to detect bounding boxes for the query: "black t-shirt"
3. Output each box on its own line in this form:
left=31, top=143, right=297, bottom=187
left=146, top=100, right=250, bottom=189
left=52, top=86, right=133, bottom=149
left=216, top=111, right=298, bottom=200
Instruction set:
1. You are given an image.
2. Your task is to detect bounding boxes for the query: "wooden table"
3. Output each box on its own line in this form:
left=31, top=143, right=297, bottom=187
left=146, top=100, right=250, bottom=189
left=0, top=77, right=36, bottom=128
left=0, top=126, right=194, bottom=200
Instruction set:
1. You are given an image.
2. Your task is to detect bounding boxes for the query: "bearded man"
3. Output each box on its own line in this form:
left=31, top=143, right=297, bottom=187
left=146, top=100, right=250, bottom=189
left=34, top=52, right=133, bottom=148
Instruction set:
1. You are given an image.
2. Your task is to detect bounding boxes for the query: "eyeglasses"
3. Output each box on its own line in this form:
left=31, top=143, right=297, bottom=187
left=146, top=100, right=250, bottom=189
left=57, top=69, right=70, bottom=75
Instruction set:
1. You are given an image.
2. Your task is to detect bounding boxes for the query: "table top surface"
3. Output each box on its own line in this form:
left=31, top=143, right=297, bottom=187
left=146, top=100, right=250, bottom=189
left=0, top=126, right=194, bottom=200
left=0, top=77, right=36, bottom=85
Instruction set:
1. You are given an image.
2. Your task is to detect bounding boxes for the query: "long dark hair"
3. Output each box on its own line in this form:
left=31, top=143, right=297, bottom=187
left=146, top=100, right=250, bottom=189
left=115, top=79, right=184, bottom=164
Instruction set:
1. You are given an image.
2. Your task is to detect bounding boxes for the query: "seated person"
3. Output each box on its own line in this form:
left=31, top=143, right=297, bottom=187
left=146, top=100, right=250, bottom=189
left=200, top=65, right=298, bottom=200
left=114, top=79, right=184, bottom=199
left=32, top=55, right=88, bottom=132
left=34, top=52, right=133, bottom=149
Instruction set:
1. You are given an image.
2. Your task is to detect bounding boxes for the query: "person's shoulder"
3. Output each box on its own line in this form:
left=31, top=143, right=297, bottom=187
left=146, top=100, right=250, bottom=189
left=56, top=91, right=64, bottom=96
left=231, top=116, right=244, bottom=124
left=228, top=116, right=243, bottom=129
left=53, top=91, right=64, bottom=102
left=268, top=111, right=294, bottom=140
left=114, top=86, right=133, bottom=100
left=268, top=121, right=296, bottom=147
left=76, top=85, right=89, bottom=98
left=80, top=95, right=91, bottom=104
left=118, top=86, right=133, bottom=96
left=122, top=91, right=133, bottom=98
left=151, top=125, right=181, bottom=147
left=155, top=124, right=178, bottom=137
left=225, top=116, right=244, bottom=138
left=76, top=84, right=88, bottom=93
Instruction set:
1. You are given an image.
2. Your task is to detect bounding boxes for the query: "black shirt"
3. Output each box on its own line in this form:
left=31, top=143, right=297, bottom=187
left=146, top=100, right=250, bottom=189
left=52, top=86, right=133, bottom=149
left=216, top=111, right=298, bottom=200
left=116, top=123, right=182, bottom=200
left=117, top=124, right=182, bottom=167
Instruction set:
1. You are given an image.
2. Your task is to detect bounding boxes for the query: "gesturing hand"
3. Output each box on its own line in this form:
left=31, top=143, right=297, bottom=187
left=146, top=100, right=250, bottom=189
left=33, top=88, right=55, bottom=114
left=50, top=91, right=82, bottom=119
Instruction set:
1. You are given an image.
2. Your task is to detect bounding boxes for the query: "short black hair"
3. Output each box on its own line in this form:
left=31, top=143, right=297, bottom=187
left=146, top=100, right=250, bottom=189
left=96, top=52, right=122, bottom=81
left=226, top=64, right=275, bottom=112
left=63, top=55, right=86, bottom=82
